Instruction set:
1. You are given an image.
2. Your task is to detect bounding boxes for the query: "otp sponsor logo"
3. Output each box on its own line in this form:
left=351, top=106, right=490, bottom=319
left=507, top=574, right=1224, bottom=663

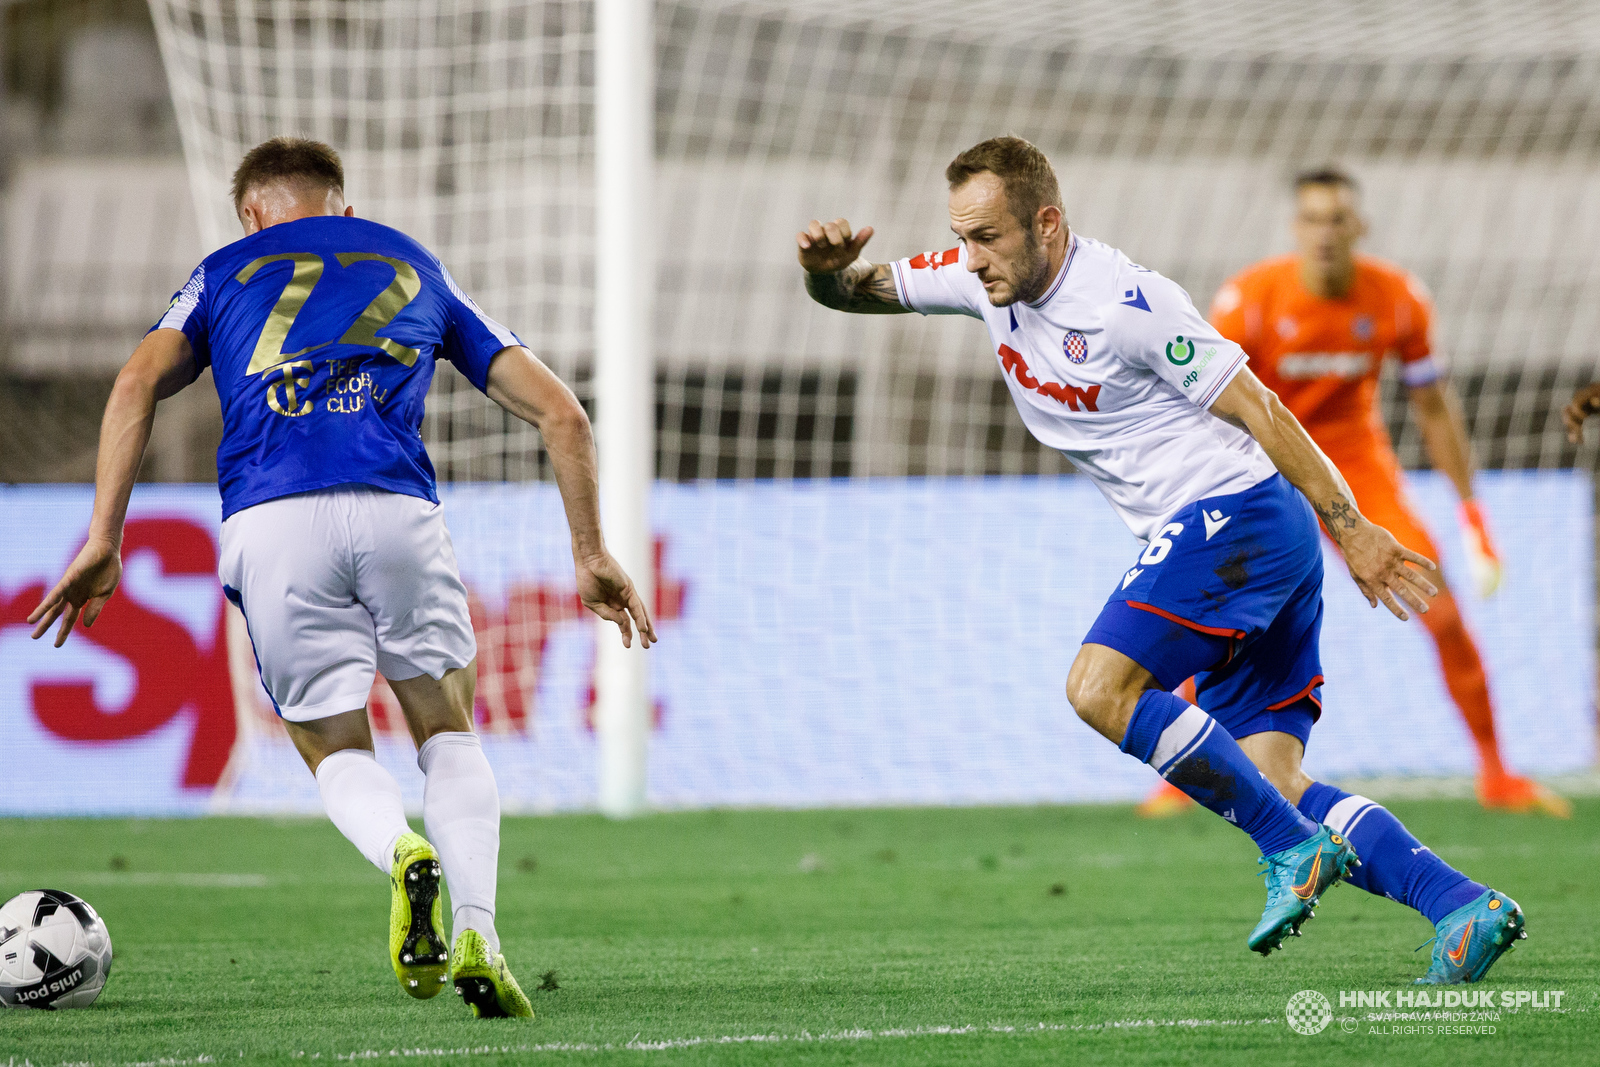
left=998, top=344, right=1101, bottom=412
left=909, top=248, right=959, bottom=270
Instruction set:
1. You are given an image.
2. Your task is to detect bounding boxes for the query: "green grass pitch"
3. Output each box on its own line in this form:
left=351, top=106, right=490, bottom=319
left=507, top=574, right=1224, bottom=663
left=1, top=800, right=1594, bottom=1065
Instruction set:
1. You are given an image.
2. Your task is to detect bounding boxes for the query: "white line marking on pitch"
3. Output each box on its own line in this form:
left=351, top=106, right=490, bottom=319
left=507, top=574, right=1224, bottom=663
left=276, top=1017, right=1274, bottom=1060
left=0, top=872, right=271, bottom=888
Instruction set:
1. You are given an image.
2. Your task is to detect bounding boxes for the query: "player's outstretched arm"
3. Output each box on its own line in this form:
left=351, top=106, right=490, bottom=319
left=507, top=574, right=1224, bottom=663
left=1210, top=368, right=1439, bottom=621
left=28, top=329, right=197, bottom=646
left=484, top=346, right=656, bottom=649
left=797, top=218, right=909, bottom=314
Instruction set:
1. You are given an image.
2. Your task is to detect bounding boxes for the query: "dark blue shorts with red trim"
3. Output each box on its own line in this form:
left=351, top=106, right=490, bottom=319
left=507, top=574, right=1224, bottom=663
left=1083, top=473, right=1326, bottom=746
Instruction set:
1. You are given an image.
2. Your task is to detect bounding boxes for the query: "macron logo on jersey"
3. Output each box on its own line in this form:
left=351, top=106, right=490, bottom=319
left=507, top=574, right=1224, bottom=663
left=998, top=344, right=1101, bottom=412
left=910, top=248, right=959, bottom=270
left=1120, top=286, right=1151, bottom=312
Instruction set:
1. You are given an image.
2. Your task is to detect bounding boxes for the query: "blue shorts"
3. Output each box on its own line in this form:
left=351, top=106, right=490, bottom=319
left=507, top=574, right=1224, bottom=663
left=1082, top=474, right=1325, bottom=747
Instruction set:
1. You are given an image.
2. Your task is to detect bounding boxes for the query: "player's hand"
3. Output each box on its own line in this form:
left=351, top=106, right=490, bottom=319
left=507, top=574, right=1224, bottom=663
left=1340, top=519, right=1438, bottom=622
left=797, top=218, right=874, bottom=275
left=1562, top=382, right=1600, bottom=444
left=27, top=537, right=123, bottom=648
left=576, top=551, right=657, bottom=649
left=1457, top=498, right=1503, bottom=598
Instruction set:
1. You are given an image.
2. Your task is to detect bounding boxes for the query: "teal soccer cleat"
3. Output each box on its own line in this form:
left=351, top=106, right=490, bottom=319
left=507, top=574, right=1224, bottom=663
left=1248, top=826, right=1359, bottom=955
left=1415, top=889, right=1526, bottom=985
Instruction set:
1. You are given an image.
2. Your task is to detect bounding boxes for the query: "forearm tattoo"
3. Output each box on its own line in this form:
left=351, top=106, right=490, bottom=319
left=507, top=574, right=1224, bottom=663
left=804, top=261, right=908, bottom=314
left=1314, top=492, right=1360, bottom=543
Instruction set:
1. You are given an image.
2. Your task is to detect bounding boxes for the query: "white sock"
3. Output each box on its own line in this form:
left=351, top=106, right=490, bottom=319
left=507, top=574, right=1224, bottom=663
left=418, top=731, right=502, bottom=953
left=315, top=748, right=410, bottom=875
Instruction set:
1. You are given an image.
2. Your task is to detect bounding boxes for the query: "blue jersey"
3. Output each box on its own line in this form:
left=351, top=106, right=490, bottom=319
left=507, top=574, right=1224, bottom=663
left=151, top=215, right=522, bottom=518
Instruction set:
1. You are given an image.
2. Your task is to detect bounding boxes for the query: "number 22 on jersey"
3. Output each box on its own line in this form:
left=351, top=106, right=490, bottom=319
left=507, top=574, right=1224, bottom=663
left=235, top=252, right=423, bottom=375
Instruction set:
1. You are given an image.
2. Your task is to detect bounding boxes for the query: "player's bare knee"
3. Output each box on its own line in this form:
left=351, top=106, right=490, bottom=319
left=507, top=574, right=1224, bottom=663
left=1064, top=657, right=1098, bottom=724
left=1066, top=655, right=1139, bottom=740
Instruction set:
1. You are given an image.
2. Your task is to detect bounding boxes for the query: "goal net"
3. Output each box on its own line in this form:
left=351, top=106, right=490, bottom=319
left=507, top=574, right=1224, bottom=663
left=149, top=0, right=1600, bottom=480
left=129, top=0, right=1600, bottom=811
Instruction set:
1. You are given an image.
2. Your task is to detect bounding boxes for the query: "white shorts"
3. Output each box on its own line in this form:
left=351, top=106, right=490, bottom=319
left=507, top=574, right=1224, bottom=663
left=218, top=485, right=477, bottom=722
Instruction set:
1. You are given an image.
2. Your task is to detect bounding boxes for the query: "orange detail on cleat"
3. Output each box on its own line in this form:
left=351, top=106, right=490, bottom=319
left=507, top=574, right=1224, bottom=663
left=1444, top=920, right=1475, bottom=966
left=1136, top=780, right=1195, bottom=819
left=1291, top=852, right=1324, bottom=901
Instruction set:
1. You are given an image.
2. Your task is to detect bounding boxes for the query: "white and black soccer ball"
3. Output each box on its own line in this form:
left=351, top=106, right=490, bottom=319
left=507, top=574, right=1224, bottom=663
left=0, top=890, right=113, bottom=1010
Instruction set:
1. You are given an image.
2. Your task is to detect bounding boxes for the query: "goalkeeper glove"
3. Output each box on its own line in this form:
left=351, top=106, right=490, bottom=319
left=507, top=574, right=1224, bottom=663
left=1457, top=498, right=1503, bottom=598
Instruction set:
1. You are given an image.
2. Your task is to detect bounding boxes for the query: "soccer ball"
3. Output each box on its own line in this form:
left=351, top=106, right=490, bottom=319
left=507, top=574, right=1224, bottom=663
left=0, top=890, right=113, bottom=1010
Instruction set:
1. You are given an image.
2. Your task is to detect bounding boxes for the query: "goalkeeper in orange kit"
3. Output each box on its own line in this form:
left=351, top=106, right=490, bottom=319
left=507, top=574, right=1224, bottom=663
left=1140, top=166, right=1568, bottom=818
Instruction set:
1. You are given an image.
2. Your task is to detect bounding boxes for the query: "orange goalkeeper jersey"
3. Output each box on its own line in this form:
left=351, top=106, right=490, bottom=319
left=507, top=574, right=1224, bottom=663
left=1209, top=254, right=1440, bottom=475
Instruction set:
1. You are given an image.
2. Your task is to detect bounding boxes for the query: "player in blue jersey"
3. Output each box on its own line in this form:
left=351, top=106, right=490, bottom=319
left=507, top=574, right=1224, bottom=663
left=28, top=137, right=656, bottom=1017
left=798, top=137, right=1526, bottom=982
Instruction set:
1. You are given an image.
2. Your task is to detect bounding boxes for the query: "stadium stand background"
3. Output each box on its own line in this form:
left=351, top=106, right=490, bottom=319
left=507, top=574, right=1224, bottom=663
left=5, top=0, right=1600, bottom=487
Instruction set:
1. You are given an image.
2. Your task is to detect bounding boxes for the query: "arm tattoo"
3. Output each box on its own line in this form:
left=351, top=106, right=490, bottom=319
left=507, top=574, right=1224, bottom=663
left=1313, top=493, right=1360, bottom=543
left=804, top=261, right=910, bottom=315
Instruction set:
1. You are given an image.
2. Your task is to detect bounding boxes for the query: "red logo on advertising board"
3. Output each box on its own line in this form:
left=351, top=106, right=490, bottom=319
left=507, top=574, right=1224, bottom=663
left=365, top=537, right=687, bottom=737
left=2, top=517, right=689, bottom=779
left=0, top=518, right=235, bottom=788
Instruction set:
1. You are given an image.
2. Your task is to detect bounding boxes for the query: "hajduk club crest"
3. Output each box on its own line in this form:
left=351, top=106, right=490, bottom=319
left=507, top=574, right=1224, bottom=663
left=1063, top=330, right=1089, bottom=364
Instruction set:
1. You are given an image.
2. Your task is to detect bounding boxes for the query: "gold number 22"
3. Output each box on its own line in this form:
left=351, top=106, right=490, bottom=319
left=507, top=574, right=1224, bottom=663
left=334, top=254, right=421, bottom=367
left=235, top=253, right=422, bottom=375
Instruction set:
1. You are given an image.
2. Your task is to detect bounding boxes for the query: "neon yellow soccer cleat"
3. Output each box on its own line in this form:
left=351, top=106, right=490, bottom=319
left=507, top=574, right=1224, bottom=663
left=451, top=929, right=534, bottom=1019
left=389, top=831, right=450, bottom=999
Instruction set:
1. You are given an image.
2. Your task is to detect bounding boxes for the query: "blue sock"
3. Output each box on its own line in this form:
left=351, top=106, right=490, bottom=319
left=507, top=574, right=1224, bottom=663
left=1121, top=690, right=1317, bottom=857
left=1297, top=782, right=1486, bottom=925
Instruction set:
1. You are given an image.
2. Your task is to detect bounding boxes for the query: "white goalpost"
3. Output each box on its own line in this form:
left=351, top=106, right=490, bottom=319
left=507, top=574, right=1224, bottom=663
left=593, top=0, right=656, bottom=818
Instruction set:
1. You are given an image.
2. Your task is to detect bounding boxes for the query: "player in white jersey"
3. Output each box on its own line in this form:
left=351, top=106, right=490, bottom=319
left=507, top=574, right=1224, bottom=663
left=797, top=138, right=1528, bottom=981
left=29, top=138, right=658, bottom=1014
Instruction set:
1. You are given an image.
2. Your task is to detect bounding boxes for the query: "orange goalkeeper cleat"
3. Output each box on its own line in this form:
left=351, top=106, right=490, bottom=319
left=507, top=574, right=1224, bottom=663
left=1136, top=780, right=1195, bottom=818
left=1477, top=773, right=1572, bottom=818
